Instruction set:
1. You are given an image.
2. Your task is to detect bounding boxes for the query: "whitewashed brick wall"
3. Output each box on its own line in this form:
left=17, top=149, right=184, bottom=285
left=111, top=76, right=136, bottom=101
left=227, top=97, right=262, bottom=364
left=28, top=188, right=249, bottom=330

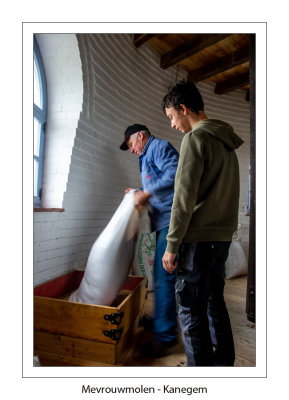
left=34, top=33, right=250, bottom=286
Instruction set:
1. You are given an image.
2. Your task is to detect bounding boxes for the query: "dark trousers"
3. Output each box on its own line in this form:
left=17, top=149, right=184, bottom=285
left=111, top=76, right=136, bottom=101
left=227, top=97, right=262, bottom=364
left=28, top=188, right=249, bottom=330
left=176, top=241, right=235, bottom=366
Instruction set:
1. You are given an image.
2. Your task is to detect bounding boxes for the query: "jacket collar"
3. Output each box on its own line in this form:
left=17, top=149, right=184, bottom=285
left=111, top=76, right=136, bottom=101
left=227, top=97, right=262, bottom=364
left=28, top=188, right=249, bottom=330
left=140, top=135, right=155, bottom=156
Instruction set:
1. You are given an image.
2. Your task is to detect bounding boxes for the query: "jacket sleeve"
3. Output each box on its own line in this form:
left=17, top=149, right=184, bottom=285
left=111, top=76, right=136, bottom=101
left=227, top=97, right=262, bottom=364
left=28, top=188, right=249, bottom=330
left=166, top=132, right=204, bottom=254
left=147, top=141, right=179, bottom=199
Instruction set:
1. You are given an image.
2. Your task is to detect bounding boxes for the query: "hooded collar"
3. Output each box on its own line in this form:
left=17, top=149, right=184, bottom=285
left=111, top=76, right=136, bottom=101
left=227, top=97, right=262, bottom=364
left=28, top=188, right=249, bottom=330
left=192, top=119, right=244, bottom=150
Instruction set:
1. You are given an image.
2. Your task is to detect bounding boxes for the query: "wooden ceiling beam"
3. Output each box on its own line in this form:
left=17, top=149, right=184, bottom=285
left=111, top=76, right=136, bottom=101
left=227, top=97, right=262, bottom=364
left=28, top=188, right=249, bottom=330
left=188, top=45, right=249, bottom=82
left=160, top=34, right=232, bottom=69
left=214, top=71, right=250, bottom=94
left=133, top=34, right=157, bottom=48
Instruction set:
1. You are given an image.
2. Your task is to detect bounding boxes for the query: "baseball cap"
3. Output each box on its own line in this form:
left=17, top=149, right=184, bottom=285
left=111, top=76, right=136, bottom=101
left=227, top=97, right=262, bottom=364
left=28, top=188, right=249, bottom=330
left=120, top=124, right=148, bottom=150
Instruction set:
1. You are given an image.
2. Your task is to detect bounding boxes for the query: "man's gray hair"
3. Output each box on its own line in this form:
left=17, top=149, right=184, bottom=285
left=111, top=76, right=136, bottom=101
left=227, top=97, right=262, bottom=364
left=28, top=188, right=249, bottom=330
left=131, top=130, right=151, bottom=139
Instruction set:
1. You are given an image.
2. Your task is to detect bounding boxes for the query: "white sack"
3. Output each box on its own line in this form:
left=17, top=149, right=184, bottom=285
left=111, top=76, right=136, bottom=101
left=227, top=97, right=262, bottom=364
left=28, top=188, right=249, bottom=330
left=69, top=191, right=140, bottom=306
left=225, top=237, right=248, bottom=279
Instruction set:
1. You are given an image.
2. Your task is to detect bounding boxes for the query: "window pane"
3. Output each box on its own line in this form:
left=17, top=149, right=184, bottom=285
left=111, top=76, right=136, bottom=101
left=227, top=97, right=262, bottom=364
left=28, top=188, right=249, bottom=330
left=34, top=117, right=41, bottom=157
left=34, top=159, right=39, bottom=197
left=33, top=37, right=47, bottom=207
left=34, top=59, right=41, bottom=108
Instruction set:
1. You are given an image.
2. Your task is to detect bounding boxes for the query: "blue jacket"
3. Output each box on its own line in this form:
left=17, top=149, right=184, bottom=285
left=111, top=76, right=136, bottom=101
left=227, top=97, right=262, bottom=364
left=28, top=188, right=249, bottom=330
left=139, top=136, right=179, bottom=232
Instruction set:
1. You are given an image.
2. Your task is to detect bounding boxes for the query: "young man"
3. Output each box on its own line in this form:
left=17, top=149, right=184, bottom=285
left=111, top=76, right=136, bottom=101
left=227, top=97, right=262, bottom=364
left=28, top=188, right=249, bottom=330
left=120, top=124, right=179, bottom=356
left=162, top=81, right=244, bottom=366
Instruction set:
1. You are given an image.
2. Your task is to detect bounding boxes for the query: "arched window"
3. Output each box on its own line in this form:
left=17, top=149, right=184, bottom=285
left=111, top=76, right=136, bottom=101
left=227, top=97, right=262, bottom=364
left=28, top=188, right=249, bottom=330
left=33, top=36, right=47, bottom=207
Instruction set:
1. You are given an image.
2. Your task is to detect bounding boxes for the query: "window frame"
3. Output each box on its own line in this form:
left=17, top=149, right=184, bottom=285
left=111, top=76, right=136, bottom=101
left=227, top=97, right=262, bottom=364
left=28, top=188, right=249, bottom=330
left=33, top=36, right=47, bottom=207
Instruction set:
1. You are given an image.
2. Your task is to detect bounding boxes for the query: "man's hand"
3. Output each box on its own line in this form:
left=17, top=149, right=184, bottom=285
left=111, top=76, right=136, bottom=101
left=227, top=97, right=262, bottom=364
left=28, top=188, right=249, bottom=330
left=125, top=188, right=135, bottom=193
left=162, top=250, right=178, bottom=274
left=134, top=190, right=151, bottom=206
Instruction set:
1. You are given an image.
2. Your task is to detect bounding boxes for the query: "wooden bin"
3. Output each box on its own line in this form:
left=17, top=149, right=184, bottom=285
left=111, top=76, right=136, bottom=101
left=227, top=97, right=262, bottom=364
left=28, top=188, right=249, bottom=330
left=34, top=270, right=148, bottom=366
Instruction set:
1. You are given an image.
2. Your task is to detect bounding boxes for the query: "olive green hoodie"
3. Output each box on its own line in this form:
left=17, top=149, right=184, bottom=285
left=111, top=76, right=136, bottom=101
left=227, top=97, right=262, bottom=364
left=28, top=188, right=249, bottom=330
left=166, top=119, right=244, bottom=254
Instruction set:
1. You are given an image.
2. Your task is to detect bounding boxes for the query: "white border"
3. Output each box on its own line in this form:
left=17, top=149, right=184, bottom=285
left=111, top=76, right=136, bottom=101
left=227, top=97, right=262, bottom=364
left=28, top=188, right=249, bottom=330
left=23, top=22, right=267, bottom=379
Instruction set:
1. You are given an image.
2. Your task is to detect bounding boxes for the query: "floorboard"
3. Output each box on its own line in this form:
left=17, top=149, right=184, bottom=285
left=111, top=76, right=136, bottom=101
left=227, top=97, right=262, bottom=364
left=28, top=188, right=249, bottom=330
left=129, top=276, right=255, bottom=367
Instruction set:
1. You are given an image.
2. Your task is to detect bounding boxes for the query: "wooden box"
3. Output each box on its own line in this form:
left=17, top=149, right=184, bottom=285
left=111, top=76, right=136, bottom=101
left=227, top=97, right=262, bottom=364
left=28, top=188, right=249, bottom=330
left=34, top=270, right=148, bottom=366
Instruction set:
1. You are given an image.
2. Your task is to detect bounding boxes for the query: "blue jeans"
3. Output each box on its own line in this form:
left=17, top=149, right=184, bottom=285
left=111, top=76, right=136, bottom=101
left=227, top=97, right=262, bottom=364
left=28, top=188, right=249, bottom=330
left=153, top=227, right=178, bottom=342
left=176, top=242, right=235, bottom=366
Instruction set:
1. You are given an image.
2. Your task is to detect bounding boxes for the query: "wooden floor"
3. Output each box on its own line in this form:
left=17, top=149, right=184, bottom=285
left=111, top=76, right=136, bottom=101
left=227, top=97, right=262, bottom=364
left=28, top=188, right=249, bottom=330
left=129, top=276, right=256, bottom=367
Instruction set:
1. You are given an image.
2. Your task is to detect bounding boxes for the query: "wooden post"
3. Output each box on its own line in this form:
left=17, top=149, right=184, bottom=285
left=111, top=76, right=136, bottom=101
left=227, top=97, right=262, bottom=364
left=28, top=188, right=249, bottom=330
left=246, top=34, right=256, bottom=323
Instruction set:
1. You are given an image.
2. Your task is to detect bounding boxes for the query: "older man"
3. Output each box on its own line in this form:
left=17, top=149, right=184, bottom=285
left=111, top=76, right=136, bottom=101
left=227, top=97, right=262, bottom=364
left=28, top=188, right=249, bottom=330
left=120, top=124, right=179, bottom=356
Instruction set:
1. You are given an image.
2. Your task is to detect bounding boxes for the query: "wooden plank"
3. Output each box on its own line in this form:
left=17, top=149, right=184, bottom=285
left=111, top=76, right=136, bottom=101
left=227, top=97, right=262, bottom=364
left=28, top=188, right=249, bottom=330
left=122, top=275, right=144, bottom=291
left=133, top=34, right=170, bottom=49
left=225, top=279, right=256, bottom=364
left=36, top=352, right=118, bottom=367
left=34, top=296, right=120, bottom=343
left=34, top=312, right=145, bottom=366
left=115, top=321, right=144, bottom=364
left=34, top=270, right=84, bottom=298
left=214, top=72, right=249, bottom=94
left=118, top=277, right=148, bottom=333
left=188, top=46, right=249, bottom=82
left=235, top=354, right=255, bottom=367
left=34, top=272, right=140, bottom=298
left=133, top=34, right=156, bottom=48
left=160, top=34, right=231, bottom=69
left=35, top=330, right=116, bottom=364
left=233, top=329, right=256, bottom=364
left=34, top=331, right=117, bottom=365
